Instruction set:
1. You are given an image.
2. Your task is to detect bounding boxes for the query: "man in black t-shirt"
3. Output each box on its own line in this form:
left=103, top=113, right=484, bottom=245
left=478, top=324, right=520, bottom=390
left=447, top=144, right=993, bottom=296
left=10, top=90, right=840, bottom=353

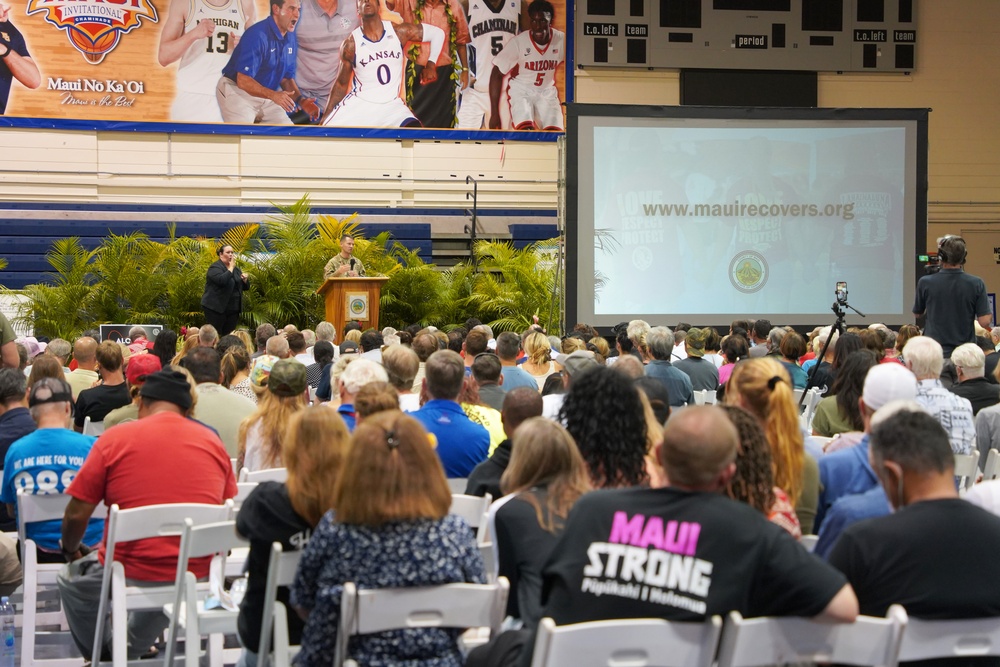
left=540, top=406, right=858, bottom=626
left=73, top=342, right=131, bottom=430
left=829, top=410, right=1000, bottom=632
left=913, top=235, right=992, bottom=358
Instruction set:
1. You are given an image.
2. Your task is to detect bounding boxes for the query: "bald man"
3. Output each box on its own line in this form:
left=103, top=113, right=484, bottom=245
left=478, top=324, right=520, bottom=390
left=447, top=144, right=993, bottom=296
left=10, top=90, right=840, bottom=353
left=66, top=337, right=99, bottom=400
left=538, top=405, right=858, bottom=629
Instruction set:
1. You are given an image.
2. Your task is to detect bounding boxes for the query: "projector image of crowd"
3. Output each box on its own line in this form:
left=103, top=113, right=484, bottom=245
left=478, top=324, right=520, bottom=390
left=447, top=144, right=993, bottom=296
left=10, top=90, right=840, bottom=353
left=1, top=312, right=1000, bottom=666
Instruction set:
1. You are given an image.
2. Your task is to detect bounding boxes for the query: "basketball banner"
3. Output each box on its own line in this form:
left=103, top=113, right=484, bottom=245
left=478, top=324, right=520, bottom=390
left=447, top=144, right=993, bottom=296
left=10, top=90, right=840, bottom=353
left=0, top=0, right=568, bottom=131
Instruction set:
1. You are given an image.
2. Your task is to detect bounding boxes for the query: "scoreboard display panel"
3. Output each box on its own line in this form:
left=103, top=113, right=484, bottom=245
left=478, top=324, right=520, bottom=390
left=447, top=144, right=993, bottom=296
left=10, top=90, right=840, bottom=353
left=577, top=0, right=916, bottom=72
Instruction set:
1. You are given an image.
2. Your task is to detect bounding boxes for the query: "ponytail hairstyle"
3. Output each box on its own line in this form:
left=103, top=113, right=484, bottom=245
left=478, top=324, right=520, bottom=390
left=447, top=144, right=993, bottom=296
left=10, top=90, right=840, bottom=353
left=726, top=357, right=804, bottom=505
left=221, top=345, right=250, bottom=388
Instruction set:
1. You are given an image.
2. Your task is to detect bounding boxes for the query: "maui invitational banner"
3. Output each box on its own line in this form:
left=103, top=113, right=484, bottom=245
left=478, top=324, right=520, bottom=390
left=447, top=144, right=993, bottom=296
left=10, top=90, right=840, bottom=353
left=0, top=0, right=568, bottom=130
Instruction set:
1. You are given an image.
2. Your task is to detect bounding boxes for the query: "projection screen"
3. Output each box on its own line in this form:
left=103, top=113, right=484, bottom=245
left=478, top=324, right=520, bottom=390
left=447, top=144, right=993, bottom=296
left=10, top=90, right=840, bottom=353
left=566, top=105, right=929, bottom=330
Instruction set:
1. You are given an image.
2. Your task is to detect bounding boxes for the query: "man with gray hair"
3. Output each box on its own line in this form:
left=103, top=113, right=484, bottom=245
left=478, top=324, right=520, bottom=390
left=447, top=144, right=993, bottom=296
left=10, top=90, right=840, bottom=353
left=252, top=323, right=276, bottom=359
left=382, top=344, right=420, bottom=411
left=336, top=358, right=388, bottom=432
left=0, top=377, right=104, bottom=561
left=413, top=350, right=489, bottom=477
left=829, top=408, right=1000, bottom=621
left=0, top=369, right=33, bottom=471
left=314, top=321, right=338, bottom=361
left=626, top=319, right=651, bottom=358
left=949, top=342, right=1000, bottom=415
left=902, top=336, right=975, bottom=455
left=265, top=334, right=291, bottom=359
left=46, top=338, right=72, bottom=373
left=198, top=324, right=219, bottom=348
left=644, top=326, right=693, bottom=407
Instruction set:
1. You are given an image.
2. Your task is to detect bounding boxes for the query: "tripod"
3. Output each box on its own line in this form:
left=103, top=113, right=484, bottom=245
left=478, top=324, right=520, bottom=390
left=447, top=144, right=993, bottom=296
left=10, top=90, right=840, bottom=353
left=801, top=298, right=866, bottom=407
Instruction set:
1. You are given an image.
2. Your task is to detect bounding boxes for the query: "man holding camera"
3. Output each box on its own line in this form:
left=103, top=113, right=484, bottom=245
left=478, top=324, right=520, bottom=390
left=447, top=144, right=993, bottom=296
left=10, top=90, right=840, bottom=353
left=913, top=235, right=991, bottom=358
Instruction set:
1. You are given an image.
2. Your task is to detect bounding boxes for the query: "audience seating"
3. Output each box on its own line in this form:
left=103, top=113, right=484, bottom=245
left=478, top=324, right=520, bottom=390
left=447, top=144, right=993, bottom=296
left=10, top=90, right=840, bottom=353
left=257, top=542, right=303, bottom=667
left=797, top=387, right=825, bottom=431
left=92, top=501, right=234, bottom=667
left=800, top=534, right=819, bottom=552
left=334, top=578, right=510, bottom=667
left=715, top=608, right=906, bottom=667
left=233, top=483, right=258, bottom=511
left=447, top=478, right=468, bottom=494
left=983, top=449, right=999, bottom=481
left=18, top=491, right=107, bottom=667
left=529, top=615, right=721, bottom=667
left=954, top=452, right=979, bottom=491
left=238, top=468, right=288, bottom=483
left=82, top=417, right=105, bottom=437
left=449, top=494, right=492, bottom=539
left=896, top=609, right=1000, bottom=664
left=693, top=390, right=718, bottom=406
left=162, top=519, right=248, bottom=667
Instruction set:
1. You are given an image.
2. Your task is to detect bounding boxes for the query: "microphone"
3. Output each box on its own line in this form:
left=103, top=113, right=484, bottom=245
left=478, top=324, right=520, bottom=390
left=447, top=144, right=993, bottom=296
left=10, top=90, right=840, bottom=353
left=350, top=258, right=356, bottom=271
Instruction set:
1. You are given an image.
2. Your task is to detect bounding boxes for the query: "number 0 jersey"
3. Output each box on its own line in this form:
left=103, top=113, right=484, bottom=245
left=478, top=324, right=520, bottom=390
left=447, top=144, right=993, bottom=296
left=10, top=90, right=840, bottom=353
left=351, top=20, right=406, bottom=104
left=176, top=0, right=250, bottom=94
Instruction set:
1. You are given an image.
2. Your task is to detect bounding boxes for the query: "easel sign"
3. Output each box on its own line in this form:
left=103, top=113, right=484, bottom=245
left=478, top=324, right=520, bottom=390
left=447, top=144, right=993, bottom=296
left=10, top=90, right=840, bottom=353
left=347, top=294, right=369, bottom=322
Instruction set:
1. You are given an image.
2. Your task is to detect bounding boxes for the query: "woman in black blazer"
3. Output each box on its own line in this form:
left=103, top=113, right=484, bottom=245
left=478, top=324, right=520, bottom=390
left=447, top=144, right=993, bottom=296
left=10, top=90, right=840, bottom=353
left=201, top=244, right=248, bottom=336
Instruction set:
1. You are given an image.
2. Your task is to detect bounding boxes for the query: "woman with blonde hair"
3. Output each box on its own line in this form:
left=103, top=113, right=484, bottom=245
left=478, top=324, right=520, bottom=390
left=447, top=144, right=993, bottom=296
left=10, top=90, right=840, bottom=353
left=521, top=331, right=558, bottom=390
left=237, top=359, right=308, bottom=471
left=170, top=333, right=200, bottom=367
left=291, top=411, right=485, bottom=667
left=492, top=417, right=590, bottom=628
left=221, top=344, right=256, bottom=403
left=235, top=407, right=350, bottom=667
left=725, top=357, right=819, bottom=534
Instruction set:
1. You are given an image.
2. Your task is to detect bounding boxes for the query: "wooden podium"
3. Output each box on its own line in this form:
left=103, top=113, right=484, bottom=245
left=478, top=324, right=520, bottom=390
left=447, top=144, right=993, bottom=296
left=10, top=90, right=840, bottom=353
left=317, top=277, right=389, bottom=333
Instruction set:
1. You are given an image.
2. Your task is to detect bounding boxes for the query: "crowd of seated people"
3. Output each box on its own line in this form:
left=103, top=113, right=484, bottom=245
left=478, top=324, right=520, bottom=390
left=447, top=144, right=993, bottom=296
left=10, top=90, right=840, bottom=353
left=3, top=311, right=1000, bottom=666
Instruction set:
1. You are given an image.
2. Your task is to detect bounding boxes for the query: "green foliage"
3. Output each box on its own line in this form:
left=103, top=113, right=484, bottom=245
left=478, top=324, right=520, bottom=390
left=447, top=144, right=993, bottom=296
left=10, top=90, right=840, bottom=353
left=7, top=198, right=565, bottom=337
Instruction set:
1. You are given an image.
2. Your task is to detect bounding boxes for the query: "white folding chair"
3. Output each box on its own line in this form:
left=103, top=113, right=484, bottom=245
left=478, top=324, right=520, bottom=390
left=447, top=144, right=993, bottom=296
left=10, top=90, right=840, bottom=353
left=82, top=416, right=105, bottom=437
left=447, top=478, right=469, bottom=494
left=800, top=387, right=825, bottom=431
left=162, top=519, right=248, bottom=667
left=530, top=615, right=722, bottom=667
left=450, top=493, right=492, bottom=541
left=334, top=577, right=510, bottom=667
left=955, top=452, right=980, bottom=491
left=983, top=449, right=1000, bottom=481
left=92, top=501, right=234, bottom=667
left=257, top=542, right=303, bottom=667
left=18, top=491, right=108, bottom=667
left=896, top=608, right=1000, bottom=664
left=238, top=467, right=288, bottom=483
left=800, top=534, right=819, bottom=553
left=693, top=389, right=717, bottom=406
left=715, top=608, right=906, bottom=667
left=233, top=482, right=258, bottom=511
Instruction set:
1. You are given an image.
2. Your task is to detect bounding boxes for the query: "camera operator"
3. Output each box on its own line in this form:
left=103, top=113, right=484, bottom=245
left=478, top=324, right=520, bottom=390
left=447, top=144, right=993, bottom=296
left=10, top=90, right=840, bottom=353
left=913, top=235, right=992, bottom=358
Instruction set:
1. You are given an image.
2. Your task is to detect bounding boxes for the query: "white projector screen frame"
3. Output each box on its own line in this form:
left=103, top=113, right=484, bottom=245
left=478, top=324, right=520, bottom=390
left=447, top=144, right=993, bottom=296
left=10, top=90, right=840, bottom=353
left=566, top=105, right=929, bottom=331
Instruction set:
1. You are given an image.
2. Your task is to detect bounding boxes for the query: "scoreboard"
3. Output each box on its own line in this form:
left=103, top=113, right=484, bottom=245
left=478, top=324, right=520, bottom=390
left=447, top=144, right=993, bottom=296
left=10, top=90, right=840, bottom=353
left=576, top=0, right=916, bottom=72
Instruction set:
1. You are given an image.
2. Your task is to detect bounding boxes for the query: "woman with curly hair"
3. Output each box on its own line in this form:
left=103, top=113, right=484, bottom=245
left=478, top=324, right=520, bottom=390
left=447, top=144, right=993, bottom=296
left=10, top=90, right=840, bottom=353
left=559, top=366, right=648, bottom=488
left=726, top=357, right=819, bottom=533
left=720, top=404, right=801, bottom=538
left=492, top=418, right=591, bottom=628
left=811, top=350, right=878, bottom=437
left=522, top=331, right=558, bottom=391
left=237, top=359, right=309, bottom=471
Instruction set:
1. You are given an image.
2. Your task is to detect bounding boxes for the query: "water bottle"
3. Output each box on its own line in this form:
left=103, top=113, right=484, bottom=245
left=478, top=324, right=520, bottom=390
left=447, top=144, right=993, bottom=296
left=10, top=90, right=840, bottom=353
left=0, top=596, right=14, bottom=667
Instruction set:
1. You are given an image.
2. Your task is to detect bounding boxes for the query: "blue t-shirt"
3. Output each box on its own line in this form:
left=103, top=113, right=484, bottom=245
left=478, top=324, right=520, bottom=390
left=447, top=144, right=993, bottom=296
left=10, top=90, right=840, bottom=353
left=0, top=21, right=30, bottom=114
left=1, top=428, right=104, bottom=551
left=221, top=16, right=297, bottom=91
left=412, top=399, right=489, bottom=478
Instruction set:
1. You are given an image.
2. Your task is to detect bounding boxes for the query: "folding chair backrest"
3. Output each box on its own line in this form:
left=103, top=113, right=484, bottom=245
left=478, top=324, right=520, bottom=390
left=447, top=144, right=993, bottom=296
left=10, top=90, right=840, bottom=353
left=898, top=611, right=1000, bottom=663
left=17, top=490, right=109, bottom=544
left=94, top=501, right=234, bottom=666
left=83, top=416, right=105, bottom=436
left=336, top=578, right=509, bottom=666
left=800, top=534, right=819, bottom=553
left=715, top=608, right=906, bottom=667
left=235, top=482, right=259, bottom=510
left=447, top=478, right=469, bottom=494
left=954, top=452, right=980, bottom=490
left=257, top=542, right=303, bottom=667
left=450, top=493, right=491, bottom=532
left=241, top=467, right=288, bottom=483
left=530, top=616, right=722, bottom=667
left=985, top=449, right=1000, bottom=481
